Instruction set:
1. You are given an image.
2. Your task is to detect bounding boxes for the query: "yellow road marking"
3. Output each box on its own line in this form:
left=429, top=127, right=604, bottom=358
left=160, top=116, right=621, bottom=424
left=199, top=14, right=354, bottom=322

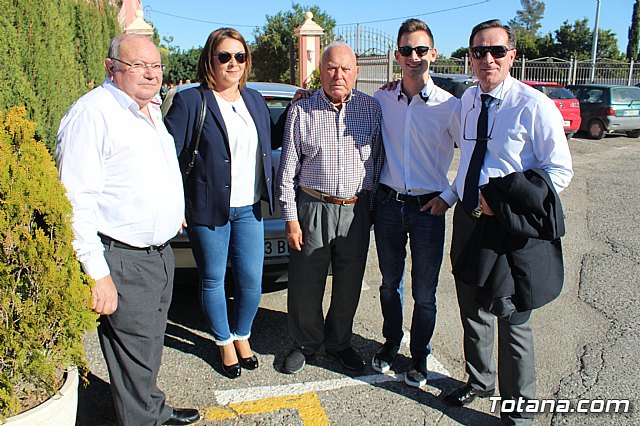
left=204, top=391, right=329, bottom=425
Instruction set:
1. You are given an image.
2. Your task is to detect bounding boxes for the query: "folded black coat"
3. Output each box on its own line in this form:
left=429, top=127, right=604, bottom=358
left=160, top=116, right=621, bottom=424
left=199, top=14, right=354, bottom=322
left=452, top=169, right=565, bottom=324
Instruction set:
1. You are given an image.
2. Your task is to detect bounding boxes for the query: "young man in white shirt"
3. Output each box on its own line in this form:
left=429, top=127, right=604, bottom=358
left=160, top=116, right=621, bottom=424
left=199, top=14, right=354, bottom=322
left=371, top=19, right=458, bottom=388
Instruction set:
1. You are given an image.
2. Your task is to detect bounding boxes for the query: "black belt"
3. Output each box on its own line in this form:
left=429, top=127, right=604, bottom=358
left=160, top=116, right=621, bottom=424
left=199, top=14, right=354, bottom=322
left=99, top=234, right=169, bottom=252
left=380, top=184, right=441, bottom=206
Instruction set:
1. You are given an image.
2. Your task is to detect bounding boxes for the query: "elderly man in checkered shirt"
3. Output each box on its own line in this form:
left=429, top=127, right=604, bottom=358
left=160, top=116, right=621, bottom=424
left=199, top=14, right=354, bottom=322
left=276, top=41, right=383, bottom=375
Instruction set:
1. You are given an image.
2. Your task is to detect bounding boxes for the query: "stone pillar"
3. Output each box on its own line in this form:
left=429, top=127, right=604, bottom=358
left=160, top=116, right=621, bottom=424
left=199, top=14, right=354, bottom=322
left=295, top=12, right=324, bottom=88
left=124, top=9, right=154, bottom=37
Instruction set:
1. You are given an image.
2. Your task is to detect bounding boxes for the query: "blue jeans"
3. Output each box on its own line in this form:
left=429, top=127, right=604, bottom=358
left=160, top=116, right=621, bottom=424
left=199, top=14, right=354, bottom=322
left=374, top=190, right=445, bottom=358
left=187, top=203, right=264, bottom=345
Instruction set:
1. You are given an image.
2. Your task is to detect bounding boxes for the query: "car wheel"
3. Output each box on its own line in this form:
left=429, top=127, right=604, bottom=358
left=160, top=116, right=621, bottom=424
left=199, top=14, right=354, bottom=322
left=565, top=131, right=575, bottom=140
left=587, top=119, right=606, bottom=140
left=626, top=130, right=640, bottom=138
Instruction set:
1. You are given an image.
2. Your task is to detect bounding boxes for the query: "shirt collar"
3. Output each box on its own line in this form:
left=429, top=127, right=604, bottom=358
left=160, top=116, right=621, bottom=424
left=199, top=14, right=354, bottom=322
left=396, top=79, right=432, bottom=103
left=102, top=77, right=142, bottom=112
left=479, top=74, right=513, bottom=102
left=320, top=88, right=354, bottom=108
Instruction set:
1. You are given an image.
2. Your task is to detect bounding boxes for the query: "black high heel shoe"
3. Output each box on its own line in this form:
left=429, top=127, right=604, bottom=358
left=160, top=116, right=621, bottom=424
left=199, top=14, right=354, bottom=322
left=219, top=346, right=241, bottom=379
left=239, top=355, right=259, bottom=370
left=221, top=361, right=241, bottom=378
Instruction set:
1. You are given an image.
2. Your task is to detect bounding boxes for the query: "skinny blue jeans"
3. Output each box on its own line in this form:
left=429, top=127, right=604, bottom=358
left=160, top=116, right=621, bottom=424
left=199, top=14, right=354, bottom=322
left=374, top=190, right=445, bottom=358
left=188, top=203, right=264, bottom=345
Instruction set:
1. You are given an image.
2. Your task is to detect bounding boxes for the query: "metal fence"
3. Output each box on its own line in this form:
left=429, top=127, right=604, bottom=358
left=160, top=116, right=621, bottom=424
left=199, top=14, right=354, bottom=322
left=320, top=26, right=640, bottom=95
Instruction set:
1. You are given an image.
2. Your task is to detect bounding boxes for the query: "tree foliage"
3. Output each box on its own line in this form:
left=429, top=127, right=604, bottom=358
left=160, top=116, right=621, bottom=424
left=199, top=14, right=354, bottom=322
left=508, top=0, right=546, bottom=35
left=628, top=0, right=640, bottom=61
left=554, top=19, right=622, bottom=60
left=0, top=0, right=119, bottom=153
left=0, top=107, right=96, bottom=419
left=252, top=3, right=336, bottom=84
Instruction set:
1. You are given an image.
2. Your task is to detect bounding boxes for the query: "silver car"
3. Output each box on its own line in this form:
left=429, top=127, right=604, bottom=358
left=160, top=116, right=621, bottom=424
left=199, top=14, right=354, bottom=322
left=161, top=82, right=299, bottom=284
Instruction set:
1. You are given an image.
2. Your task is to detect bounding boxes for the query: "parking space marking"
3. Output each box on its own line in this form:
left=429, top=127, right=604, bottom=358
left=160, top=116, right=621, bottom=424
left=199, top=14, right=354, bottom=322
left=214, top=356, right=450, bottom=405
left=205, top=392, right=329, bottom=424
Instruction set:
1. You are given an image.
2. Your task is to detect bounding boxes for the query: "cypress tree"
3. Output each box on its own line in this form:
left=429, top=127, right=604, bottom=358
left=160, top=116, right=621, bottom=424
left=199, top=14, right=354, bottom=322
left=628, top=0, right=640, bottom=61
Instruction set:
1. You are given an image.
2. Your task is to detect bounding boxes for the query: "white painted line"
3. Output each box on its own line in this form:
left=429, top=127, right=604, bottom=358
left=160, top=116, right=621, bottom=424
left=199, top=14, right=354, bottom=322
left=214, top=356, right=451, bottom=405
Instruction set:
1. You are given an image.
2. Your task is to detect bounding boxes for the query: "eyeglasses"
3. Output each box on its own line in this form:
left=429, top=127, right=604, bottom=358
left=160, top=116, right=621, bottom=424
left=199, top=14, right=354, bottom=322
left=470, top=45, right=513, bottom=60
left=109, top=58, right=165, bottom=73
left=216, top=51, right=247, bottom=64
left=397, top=45, right=431, bottom=57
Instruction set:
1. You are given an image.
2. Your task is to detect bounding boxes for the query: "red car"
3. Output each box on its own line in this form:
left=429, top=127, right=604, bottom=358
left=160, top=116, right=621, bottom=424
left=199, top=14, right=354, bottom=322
left=522, top=81, right=582, bottom=140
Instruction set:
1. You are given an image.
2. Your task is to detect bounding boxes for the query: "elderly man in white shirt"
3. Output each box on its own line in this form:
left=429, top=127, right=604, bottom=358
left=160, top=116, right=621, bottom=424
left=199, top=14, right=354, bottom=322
left=56, top=34, right=199, bottom=426
left=444, top=20, right=573, bottom=426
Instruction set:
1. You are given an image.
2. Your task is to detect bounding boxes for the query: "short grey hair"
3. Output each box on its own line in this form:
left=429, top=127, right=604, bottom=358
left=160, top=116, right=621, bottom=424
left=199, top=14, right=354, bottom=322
left=321, top=41, right=356, bottom=64
left=107, top=33, right=154, bottom=59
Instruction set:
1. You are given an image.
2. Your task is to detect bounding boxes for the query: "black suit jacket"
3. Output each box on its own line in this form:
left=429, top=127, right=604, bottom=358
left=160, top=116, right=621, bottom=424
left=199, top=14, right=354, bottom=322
left=165, top=86, right=275, bottom=227
left=452, top=169, right=565, bottom=323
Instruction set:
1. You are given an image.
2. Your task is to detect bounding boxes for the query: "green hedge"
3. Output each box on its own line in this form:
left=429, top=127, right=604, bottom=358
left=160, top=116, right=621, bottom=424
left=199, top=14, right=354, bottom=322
left=0, top=106, right=97, bottom=419
left=0, top=0, right=119, bottom=153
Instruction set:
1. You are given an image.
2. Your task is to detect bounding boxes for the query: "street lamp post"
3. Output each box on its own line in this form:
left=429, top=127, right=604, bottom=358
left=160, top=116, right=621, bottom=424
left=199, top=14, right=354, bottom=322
left=590, top=0, right=602, bottom=82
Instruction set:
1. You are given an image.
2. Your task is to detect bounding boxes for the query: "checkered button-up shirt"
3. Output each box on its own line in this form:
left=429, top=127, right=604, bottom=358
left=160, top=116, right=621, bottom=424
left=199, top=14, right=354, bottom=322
left=276, top=89, right=383, bottom=222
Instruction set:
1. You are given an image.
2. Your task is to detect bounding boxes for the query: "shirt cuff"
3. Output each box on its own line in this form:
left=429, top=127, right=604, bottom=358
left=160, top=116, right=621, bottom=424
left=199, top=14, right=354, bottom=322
left=439, top=188, right=458, bottom=208
left=81, top=257, right=111, bottom=281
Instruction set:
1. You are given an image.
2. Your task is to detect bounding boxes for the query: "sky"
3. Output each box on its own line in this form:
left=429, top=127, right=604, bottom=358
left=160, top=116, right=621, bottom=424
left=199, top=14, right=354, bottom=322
left=143, top=0, right=634, bottom=57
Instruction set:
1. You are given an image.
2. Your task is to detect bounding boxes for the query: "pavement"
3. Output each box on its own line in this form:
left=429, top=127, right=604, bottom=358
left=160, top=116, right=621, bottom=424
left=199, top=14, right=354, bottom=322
left=78, top=134, right=639, bottom=425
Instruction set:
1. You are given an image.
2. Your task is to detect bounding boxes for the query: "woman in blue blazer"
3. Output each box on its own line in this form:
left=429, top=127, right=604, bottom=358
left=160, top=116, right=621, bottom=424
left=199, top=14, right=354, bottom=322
left=165, top=28, right=275, bottom=379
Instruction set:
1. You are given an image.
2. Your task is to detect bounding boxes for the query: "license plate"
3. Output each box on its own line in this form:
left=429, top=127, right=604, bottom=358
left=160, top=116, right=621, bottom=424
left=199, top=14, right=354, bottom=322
left=563, top=120, right=570, bottom=126
left=264, top=238, right=289, bottom=258
left=624, top=110, right=639, bottom=116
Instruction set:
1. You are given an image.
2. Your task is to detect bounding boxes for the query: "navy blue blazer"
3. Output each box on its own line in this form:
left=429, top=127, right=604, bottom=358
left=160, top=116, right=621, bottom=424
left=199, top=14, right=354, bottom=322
left=165, top=86, right=275, bottom=227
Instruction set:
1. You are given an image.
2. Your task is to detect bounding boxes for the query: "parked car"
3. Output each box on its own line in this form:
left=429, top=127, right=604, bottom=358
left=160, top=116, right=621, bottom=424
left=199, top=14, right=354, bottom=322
left=566, top=84, right=640, bottom=139
left=161, top=82, right=299, bottom=284
left=522, top=81, right=582, bottom=140
left=430, top=73, right=477, bottom=98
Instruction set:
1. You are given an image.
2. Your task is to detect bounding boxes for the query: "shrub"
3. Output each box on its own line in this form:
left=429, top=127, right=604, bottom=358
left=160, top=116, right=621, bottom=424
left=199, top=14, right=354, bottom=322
left=0, top=106, right=97, bottom=420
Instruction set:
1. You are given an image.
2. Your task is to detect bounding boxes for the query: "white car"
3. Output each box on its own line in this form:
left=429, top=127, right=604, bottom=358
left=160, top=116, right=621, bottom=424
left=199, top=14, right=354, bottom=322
left=161, top=82, right=299, bottom=284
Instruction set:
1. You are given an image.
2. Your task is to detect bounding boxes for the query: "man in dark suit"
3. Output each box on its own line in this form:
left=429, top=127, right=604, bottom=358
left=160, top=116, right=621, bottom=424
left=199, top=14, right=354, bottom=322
left=443, top=20, right=573, bottom=426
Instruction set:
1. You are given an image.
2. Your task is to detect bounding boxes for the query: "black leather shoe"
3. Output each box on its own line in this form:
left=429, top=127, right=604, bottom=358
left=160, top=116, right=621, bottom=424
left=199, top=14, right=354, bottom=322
left=239, top=354, right=259, bottom=370
left=327, top=347, right=365, bottom=371
left=163, top=408, right=200, bottom=425
left=444, top=383, right=495, bottom=407
left=221, top=362, right=241, bottom=378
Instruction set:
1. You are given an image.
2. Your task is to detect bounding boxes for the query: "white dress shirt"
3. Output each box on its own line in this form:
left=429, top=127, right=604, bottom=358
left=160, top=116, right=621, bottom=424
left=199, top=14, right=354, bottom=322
left=452, top=75, right=573, bottom=206
left=56, top=78, right=184, bottom=280
left=214, top=93, right=262, bottom=208
left=374, top=78, right=459, bottom=207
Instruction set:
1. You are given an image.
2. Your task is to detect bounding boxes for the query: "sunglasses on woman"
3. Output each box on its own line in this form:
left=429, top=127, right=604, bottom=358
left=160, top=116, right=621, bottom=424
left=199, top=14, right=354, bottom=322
left=397, top=45, right=431, bottom=57
left=471, top=45, right=513, bottom=59
left=216, top=51, right=247, bottom=64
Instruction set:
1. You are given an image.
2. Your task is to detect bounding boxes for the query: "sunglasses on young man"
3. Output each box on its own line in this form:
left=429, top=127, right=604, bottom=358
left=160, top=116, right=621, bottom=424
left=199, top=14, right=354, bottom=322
left=397, top=45, right=432, bottom=57
left=471, top=45, right=513, bottom=60
left=216, top=51, right=247, bottom=64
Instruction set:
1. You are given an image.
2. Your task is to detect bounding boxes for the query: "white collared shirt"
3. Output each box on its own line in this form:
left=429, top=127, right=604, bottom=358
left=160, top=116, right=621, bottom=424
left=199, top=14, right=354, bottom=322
left=374, top=78, right=459, bottom=206
left=452, top=75, right=573, bottom=206
left=214, top=93, right=262, bottom=207
left=56, top=78, right=184, bottom=280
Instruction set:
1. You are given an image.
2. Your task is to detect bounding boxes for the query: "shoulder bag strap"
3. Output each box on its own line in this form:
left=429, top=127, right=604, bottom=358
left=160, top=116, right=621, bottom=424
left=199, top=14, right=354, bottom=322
left=184, top=85, right=207, bottom=176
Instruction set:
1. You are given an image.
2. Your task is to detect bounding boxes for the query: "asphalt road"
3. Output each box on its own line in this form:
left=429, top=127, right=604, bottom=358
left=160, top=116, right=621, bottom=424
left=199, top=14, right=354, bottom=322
left=78, top=133, right=639, bottom=425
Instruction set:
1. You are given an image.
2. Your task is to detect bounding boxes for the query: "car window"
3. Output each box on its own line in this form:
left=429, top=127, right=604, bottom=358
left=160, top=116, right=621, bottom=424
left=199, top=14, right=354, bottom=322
left=581, top=89, right=604, bottom=104
left=545, top=87, right=576, bottom=100
left=611, top=87, right=640, bottom=104
left=263, top=98, right=290, bottom=125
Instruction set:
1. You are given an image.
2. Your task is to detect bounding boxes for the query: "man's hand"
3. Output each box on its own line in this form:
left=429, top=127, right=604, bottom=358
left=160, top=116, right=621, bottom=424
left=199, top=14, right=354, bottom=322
left=285, top=220, right=304, bottom=251
left=420, top=196, right=450, bottom=216
left=91, top=275, right=118, bottom=315
left=178, top=218, right=188, bottom=233
left=379, top=79, right=401, bottom=91
left=479, top=192, right=495, bottom=216
left=292, top=89, right=313, bottom=104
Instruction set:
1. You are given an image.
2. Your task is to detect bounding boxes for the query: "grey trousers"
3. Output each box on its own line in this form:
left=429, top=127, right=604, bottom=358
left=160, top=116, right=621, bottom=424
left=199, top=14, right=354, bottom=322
left=287, top=191, right=371, bottom=354
left=451, top=204, right=535, bottom=425
left=99, top=242, right=175, bottom=426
